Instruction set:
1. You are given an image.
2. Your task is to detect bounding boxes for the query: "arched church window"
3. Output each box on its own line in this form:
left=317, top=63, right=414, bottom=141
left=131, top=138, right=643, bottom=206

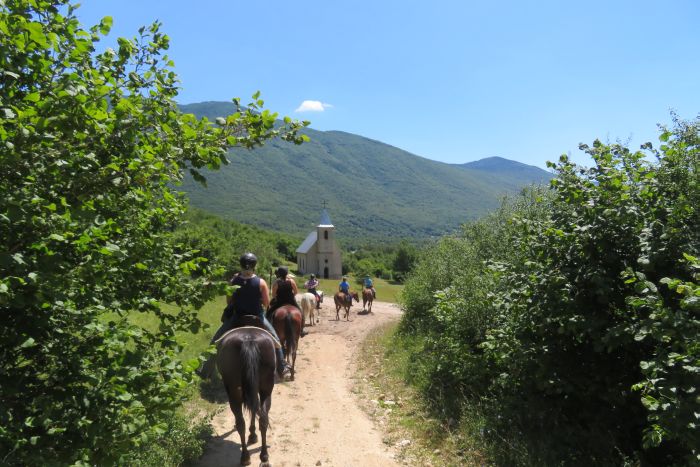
left=324, top=231, right=328, bottom=240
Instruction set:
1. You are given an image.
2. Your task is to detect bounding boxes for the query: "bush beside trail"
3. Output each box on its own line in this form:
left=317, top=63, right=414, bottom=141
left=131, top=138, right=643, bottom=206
left=399, top=117, right=699, bottom=465
left=0, top=1, right=306, bottom=464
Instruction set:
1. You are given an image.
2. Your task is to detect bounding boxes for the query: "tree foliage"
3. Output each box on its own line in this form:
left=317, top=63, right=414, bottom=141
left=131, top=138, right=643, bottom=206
left=173, top=207, right=301, bottom=279
left=0, top=1, right=306, bottom=463
left=400, top=118, right=699, bottom=465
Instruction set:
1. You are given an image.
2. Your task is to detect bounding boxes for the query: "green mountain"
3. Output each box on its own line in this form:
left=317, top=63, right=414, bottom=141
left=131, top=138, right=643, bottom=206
left=457, top=156, right=552, bottom=191
left=178, top=102, right=552, bottom=239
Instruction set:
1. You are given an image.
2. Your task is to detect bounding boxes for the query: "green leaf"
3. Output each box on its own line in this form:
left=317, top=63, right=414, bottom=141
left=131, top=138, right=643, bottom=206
left=99, top=16, right=113, bottom=35
left=20, top=337, right=36, bottom=348
left=25, top=22, right=48, bottom=48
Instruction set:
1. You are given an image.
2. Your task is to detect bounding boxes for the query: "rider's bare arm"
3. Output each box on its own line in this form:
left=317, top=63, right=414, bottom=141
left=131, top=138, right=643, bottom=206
left=226, top=274, right=238, bottom=305
left=260, top=279, right=271, bottom=309
left=291, top=279, right=298, bottom=295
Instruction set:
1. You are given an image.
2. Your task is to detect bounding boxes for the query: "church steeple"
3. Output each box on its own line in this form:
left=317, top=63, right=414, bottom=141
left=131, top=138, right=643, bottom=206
left=318, top=208, right=333, bottom=227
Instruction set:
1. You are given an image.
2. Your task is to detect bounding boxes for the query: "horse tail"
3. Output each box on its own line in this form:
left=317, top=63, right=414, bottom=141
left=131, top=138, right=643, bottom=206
left=284, top=311, right=296, bottom=361
left=240, top=338, right=260, bottom=415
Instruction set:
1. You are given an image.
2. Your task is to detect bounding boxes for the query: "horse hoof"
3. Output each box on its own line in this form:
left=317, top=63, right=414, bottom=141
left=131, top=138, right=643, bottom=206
left=240, top=453, right=251, bottom=465
left=259, top=461, right=271, bottom=467
left=247, top=433, right=258, bottom=445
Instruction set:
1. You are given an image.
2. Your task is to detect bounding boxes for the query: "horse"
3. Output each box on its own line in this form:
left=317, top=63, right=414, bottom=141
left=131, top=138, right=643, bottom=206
left=362, top=288, right=374, bottom=313
left=271, top=305, right=302, bottom=381
left=333, top=291, right=359, bottom=321
left=300, top=292, right=320, bottom=326
left=216, top=316, right=276, bottom=466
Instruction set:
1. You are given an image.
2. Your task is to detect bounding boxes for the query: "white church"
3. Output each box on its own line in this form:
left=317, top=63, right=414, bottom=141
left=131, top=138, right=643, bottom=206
left=296, top=209, right=342, bottom=279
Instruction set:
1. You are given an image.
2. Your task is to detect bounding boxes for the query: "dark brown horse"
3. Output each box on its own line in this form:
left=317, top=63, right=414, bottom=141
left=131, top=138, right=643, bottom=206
left=333, top=291, right=359, bottom=321
left=216, top=318, right=276, bottom=466
left=362, top=288, right=374, bottom=313
left=271, top=305, right=302, bottom=381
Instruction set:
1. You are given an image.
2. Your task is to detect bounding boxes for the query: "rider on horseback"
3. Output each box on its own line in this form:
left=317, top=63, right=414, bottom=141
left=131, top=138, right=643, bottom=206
left=268, top=266, right=306, bottom=337
left=363, top=275, right=376, bottom=299
left=339, top=275, right=352, bottom=304
left=214, top=253, right=291, bottom=378
left=304, top=273, right=321, bottom=309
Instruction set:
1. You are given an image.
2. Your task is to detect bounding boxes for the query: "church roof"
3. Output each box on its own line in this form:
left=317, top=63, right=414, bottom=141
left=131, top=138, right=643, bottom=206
left=296, top=230, right=318, bottom=254
left=318, top=209, right=333, bottom=227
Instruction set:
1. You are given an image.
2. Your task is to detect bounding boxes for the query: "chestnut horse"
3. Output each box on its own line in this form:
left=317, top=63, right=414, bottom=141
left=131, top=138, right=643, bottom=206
left=333, top=291, right=359, bottom=321
left=362, top=288, right=374, bottom=313
left=216, top=317, right=276, bottom=466
left=271, top=305, right=302, bottom=381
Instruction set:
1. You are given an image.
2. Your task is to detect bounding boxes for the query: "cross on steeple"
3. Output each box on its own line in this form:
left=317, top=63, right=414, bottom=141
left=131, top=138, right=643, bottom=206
left=321, top=199, right=328, bottom=209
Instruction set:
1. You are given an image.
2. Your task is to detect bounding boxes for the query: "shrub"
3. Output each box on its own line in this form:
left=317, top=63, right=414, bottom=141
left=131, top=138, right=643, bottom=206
left=0, top=1, right=306, bottom=463
left=398, top=117, right=698, bottom=465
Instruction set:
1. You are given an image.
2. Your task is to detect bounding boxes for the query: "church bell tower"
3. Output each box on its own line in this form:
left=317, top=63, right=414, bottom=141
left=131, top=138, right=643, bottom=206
left=316, top=208, right=342, bottom=279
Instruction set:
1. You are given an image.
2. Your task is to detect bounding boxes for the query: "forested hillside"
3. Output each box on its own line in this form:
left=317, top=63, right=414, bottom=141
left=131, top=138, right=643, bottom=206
left=178, top=102, right=552, bottom=239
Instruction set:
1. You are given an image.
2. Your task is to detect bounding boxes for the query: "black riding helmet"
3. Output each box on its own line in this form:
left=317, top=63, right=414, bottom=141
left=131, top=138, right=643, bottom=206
left=310, top=274, right=315, bottom=279
left=275, top=266, right=288, bottom=278
left=239, top=252, right=257, bottom=270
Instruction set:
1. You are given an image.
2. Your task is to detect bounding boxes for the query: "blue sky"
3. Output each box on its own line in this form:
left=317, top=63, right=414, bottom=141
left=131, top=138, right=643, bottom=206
left=76, top=1, right=699, bottom=168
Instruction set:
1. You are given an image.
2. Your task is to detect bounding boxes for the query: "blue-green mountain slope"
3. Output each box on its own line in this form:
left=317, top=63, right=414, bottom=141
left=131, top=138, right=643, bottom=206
left=179, top=102, right=552, bottom=239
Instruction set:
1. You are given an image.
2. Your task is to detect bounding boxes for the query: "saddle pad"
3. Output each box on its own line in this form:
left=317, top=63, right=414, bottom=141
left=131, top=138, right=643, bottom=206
left=215, top=326, right=282, bottom=349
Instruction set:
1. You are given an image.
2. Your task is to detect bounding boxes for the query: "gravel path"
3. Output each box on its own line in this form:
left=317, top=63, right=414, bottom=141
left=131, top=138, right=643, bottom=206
left=196, top=299, right=403, bottom=467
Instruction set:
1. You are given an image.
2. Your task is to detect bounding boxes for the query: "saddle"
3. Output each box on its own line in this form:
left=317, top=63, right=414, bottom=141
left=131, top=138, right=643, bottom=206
left=215, top=315, right=281, bottom=349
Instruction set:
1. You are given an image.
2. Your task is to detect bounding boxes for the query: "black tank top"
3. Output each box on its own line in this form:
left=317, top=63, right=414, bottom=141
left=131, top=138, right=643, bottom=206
left=275, top=279, right=295, bottom=305
left=231, top=275, right=262, bottom=315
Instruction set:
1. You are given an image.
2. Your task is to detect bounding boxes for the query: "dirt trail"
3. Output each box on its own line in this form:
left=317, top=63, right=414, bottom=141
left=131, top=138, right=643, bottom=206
left=197, top=299, right=402, bottom=467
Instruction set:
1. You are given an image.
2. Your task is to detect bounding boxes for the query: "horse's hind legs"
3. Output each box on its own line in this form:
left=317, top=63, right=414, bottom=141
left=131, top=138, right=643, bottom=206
left=231, top=403, right=250, bottom=465
left=246, top=411, right=258, bottom=446
left=259, top=393, right=272, bottom=466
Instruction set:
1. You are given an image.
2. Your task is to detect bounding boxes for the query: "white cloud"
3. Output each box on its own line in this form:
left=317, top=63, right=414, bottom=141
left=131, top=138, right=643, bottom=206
left=295, top=100, right=333, bottom=112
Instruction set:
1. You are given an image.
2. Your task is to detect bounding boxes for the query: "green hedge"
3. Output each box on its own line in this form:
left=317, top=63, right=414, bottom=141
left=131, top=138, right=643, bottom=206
left=399, top=117, right=699, bottom=465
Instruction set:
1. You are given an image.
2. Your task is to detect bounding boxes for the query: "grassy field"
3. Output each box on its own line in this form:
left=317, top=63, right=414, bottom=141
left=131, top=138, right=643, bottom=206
left=108, top=299, right=224, bottom=363
left=119, top=270, right=403, bottom=364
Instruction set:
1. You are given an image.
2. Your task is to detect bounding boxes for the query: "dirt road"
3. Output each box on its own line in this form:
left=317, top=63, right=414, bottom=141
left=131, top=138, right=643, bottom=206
left=197, top=299, right=403, bottom=467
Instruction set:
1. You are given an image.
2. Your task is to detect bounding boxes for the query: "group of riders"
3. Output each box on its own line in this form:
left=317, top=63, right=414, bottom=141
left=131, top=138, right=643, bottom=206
left=207, top=252, right=376, bottom=379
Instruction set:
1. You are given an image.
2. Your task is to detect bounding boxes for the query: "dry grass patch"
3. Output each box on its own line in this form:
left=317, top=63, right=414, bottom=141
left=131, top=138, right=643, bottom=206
left=353, top=322, right=489, bottom=467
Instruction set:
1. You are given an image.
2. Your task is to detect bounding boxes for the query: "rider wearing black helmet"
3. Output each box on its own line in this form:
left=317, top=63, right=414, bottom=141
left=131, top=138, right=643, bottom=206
left=212, top=252, right=290, bottom=378
left=268, top=266, right=299, bottom=316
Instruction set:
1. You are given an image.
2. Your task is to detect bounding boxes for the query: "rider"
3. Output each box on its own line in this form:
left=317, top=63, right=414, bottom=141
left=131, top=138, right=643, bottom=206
left=268, top=266, right=300, bottom=315
left=304, top=273, right=321, bottom=309
left=213, top=253, right=291, bottom=377
left=268, top=266, right=306, bottom=337
left=363, top=275, right=376, bottom=299
left=339, top=275, right=352, bottom=304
